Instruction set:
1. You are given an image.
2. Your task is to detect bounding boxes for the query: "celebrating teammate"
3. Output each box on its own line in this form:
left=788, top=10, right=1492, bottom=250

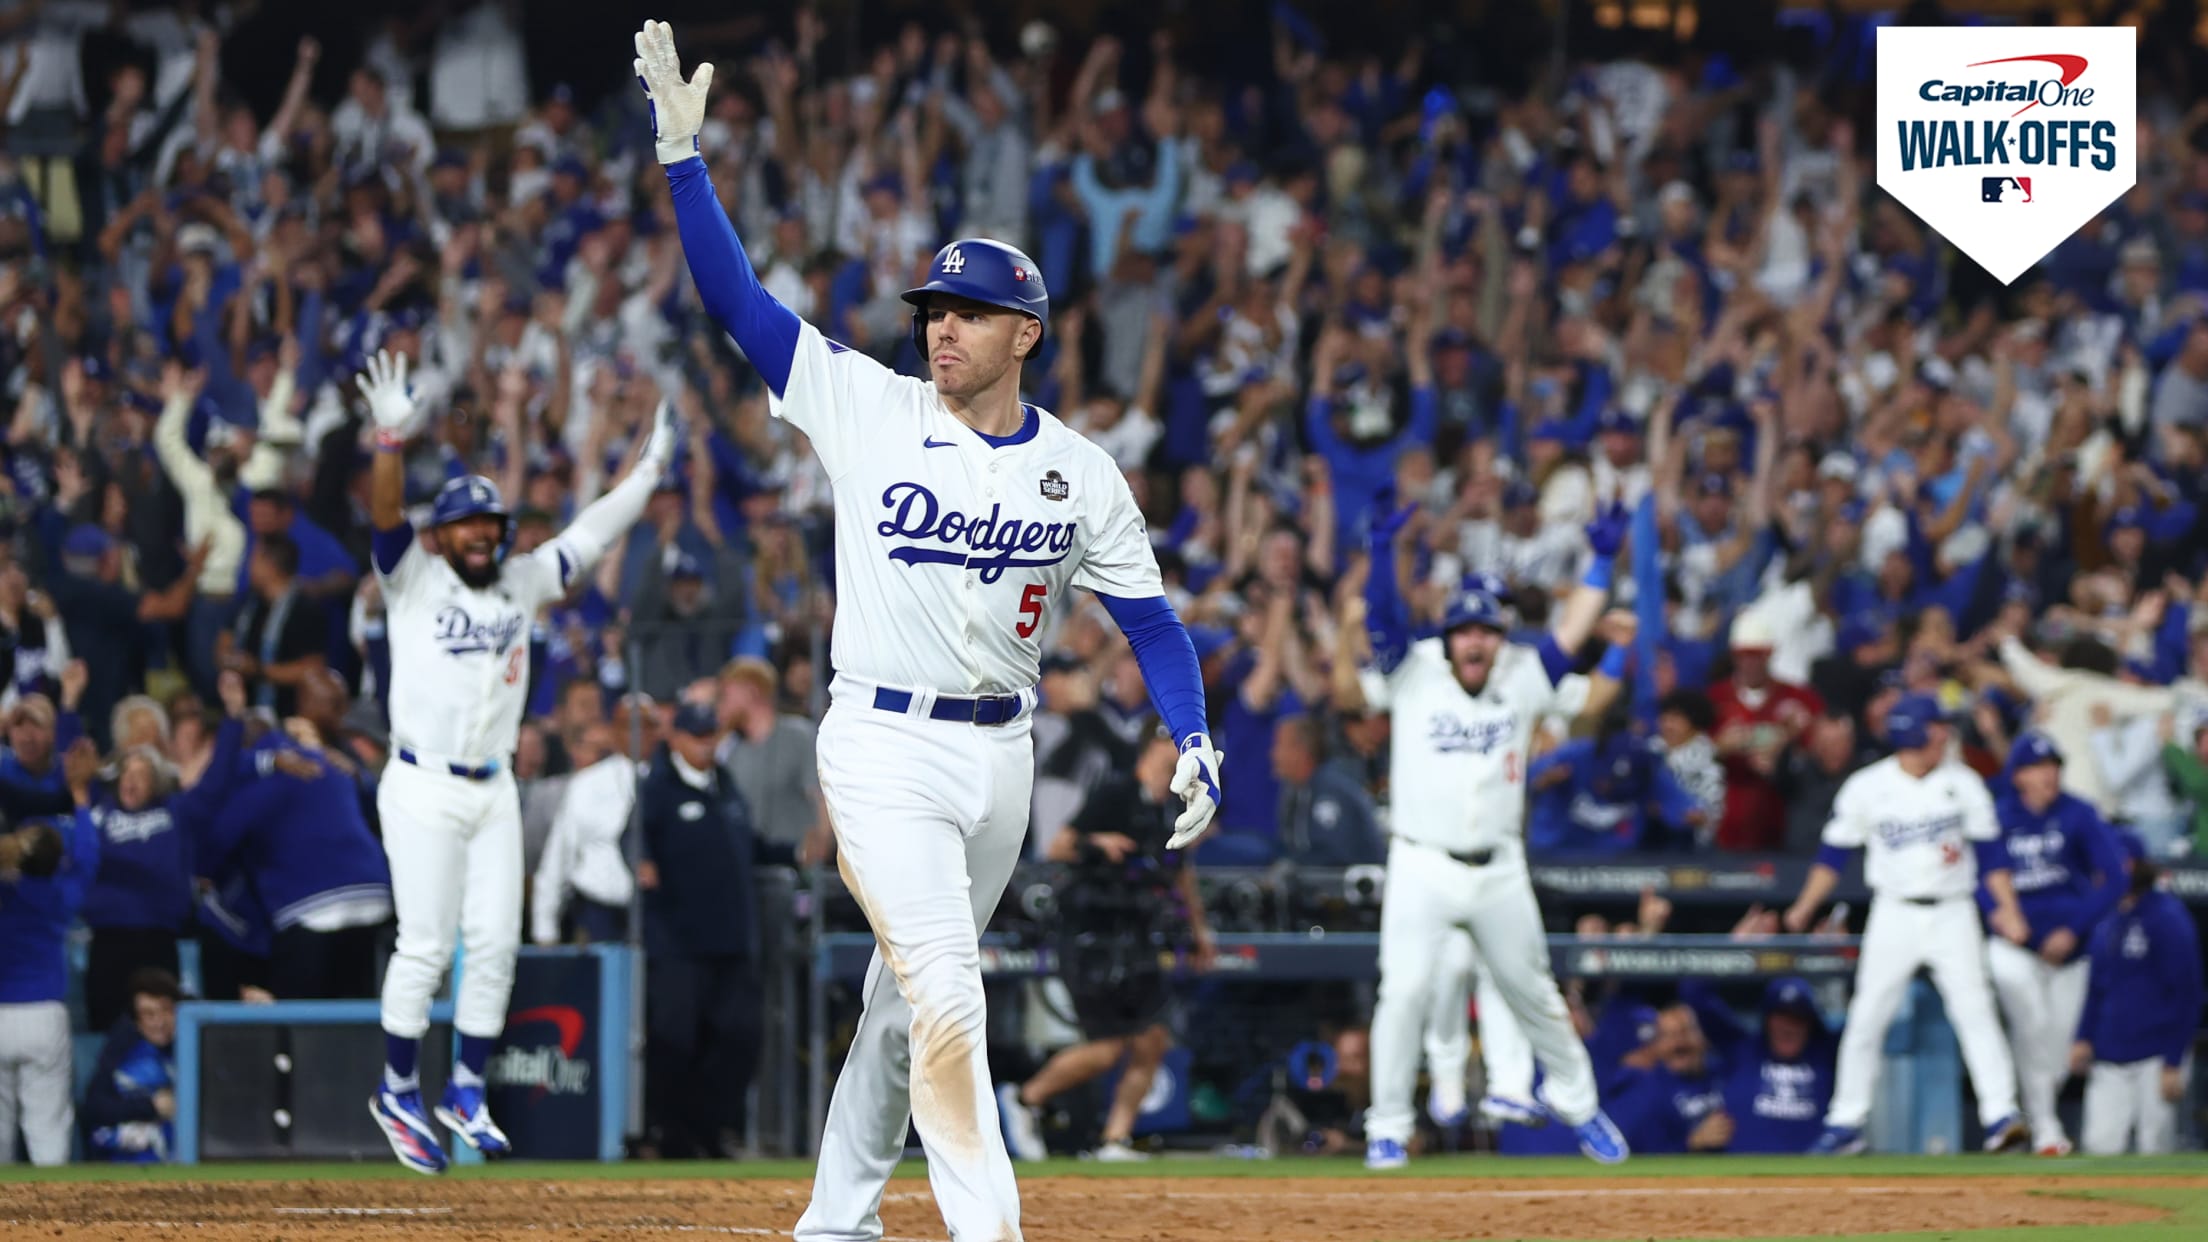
left=359, top=350, right=673, bottom=1173
left=636, top=21, right=1218, bottom=1241
left=1785, top=693, right=2031, bottom=1155
left=1341, top=490, right=1634, bottom=1168
left=1984, top=732, right=2125, bottom=1156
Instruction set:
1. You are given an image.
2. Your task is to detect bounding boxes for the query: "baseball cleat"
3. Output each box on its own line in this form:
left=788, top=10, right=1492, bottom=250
left=996, top=1084, right=1046, bottom=1162
left=1982, top=1114, right=2030, bottom=1153
left=1809, top=1124, right=1867, bottom=1156
left=1088, top=1139, right=1150, bottom=1162
left=1479, top=1094, right=1549, bottom=1128
left=2036, top=1137, right=2074, bottom=1157
left=1569, top=1109, right=1630, bottom=1164
left=1364, top=1137, right=1409, bottom=1169
left=370, top=1085, right=449, bottom=1174
left=435, top=1083, right=512, bottom=1158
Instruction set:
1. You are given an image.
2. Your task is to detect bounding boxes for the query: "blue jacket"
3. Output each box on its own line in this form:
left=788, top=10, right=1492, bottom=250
left=195, top=737, right=390, bottom=931
left=81, top=719, right=245, bottom=932
left=1527, top=732, right=1703, bottom=853
left=0, top=806, right=100, bottom=1003
left=1681, top=980, right=1836, bottom=1154
left=1610, top=1060, right=1727, bottom=1155
left=82, top=1015, right=175, bottom=1163
left=638, top=750, right=791, bottom=959
left=1981, top=791, right=2126, bottom=954
left=2076, top=890, right=2204, bottom=1067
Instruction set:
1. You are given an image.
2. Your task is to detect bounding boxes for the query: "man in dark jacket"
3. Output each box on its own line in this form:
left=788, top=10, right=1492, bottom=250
left=638, top=701, right=792, bottom=1157
left=1271, top=714, right=1385, bottom=865
left=81, top=968, right=182, bottom=1163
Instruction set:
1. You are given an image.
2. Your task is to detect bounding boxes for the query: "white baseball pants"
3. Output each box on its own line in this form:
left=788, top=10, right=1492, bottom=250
left=1826, top=896, right=2018, bottom=1131
left=797, top=698, right=1033, bottom=1242
left=1986, top=937, right=2090, bottom=1149
left=0, top=1001, right=73, bottom=1165
left=1368, top=840, right=1596, bottom=1144
left=377, top=760, right=523, bottom=1041
left=2082, top=1057, right=2186, bottom=1154
left=1423, top=928, right=1535, bottom=1115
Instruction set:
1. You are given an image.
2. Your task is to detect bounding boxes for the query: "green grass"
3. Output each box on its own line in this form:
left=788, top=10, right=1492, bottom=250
left=0, top=1153, right=2200, bottom=1242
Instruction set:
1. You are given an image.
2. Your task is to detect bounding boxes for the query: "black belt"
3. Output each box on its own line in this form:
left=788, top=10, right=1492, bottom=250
left=1899, top=895, right=1949, bottom=907
left=1448, top=848, right=1495, bottom=867
left=872, top=687, right=1028, bottom=726
left=396, top=748, right=501, bottom=781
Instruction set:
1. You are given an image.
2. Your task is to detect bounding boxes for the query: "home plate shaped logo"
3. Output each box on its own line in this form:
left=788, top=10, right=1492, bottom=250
left=1878, top=26, right=2135, bottom=285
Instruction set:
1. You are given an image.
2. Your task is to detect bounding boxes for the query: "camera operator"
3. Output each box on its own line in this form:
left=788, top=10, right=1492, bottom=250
left=995, top=730, right=1215, bottom=1163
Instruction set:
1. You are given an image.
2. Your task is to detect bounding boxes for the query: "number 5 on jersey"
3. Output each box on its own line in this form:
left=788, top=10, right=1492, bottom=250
left=1016, top=584, right=1047, bottom=639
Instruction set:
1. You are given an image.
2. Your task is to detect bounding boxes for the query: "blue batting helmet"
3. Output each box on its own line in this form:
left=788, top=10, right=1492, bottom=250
left=430, top=475, right=510, bottom=530
left=1884, top=692, right=1943, bottom=751
left=902, top=238, right=1050, bottom=357
left=1440, top=584, right=1512, bottom=637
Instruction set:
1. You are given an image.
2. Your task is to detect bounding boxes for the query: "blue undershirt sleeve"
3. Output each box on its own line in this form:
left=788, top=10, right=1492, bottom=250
left=1814, top=843, right=1854, bottom=873
left=1973, top=838, right=2013, bottom=876
left=370, top=522, right=414, bottom=576
left=1095, top=593, right=1210, bottom=746
left=1533, top=634, right=1573, bottom=686
left=664, top=157, right=802, bottom=398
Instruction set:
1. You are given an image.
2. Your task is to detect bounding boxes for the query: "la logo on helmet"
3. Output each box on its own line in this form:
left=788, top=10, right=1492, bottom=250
left=941, top=247, right=965, bottom=274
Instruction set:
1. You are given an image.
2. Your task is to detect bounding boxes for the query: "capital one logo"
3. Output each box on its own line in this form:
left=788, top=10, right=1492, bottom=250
left=1878, top=27, right=2135, bottom=284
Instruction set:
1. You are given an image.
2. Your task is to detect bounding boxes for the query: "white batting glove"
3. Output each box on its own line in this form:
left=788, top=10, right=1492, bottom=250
left=634, top=20, right=712, bottom=165
left=354, top=349, right=421, bottom=440
left=1166, top=734, right=1223, bottom=851
left=641, top=399, right=677, bottom=476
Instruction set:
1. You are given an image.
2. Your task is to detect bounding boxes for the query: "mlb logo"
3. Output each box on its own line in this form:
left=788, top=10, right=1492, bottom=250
left=1981, top=176, right=2033, bottom=203
left=1012, top=267, right=1028, bottom=282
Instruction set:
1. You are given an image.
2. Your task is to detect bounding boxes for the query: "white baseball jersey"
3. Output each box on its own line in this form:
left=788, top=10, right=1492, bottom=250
left=1358, top=638, right=1563, bottom=852
left=376, top=520, right=575, bottom=763
left=771, top=319, right=1163, bottom=694
left=1822, top=755, right=2000, bottom=900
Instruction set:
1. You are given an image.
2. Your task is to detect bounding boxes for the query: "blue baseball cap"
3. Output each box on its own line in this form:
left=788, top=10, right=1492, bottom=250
left=2108, top=506, right=2147, bottom=534
left=668, top=551, right=704, bottom=581
left=63, top=524, right=114, bottom=560
left=1597, top=408, right=1640, bottom=436
left=1885, top=692, right=1943, bottom=750
left=1530, top=418, right=1572, bottom=444
left=2007, top=730, right=2063, bottom=771
left=1503, top=479, right=1539, bottom=509
left=1764, top=976, right=1818, bottom=1018
left=1695, top=472, right=1731, bottom=498
left=671, top=700, right=719, bottom=737
left=553, top=155, right=591, bottom=181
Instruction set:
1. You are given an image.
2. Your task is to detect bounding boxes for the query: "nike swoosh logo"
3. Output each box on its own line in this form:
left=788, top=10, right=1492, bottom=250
left=923, top=436, right=956, bottom=449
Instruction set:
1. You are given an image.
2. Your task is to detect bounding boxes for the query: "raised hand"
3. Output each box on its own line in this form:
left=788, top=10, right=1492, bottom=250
left=353, top=350, right=422, bottom=439
left=1367, top=486, right=1418, bottom=547
left=1585, top=499, right=1630, bottom=560
left=635, top=20, right=714, bottom=163
left=641, top=398, right=677, bottom=475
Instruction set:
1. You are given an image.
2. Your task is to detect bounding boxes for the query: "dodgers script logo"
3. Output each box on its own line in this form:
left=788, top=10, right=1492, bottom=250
left=434, top=605, right=526, bottom=656
left=1878, top=27, right=2135, bottom=284
left=1428, top=712, right=1512, bottom=756
left=876, top=482, right=1077, bottom=583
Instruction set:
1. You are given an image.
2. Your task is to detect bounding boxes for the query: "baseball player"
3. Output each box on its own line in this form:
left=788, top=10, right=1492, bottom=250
left=1421, top=930, right=1543, bottom=1130
left=2071, top=832, right=2202, bottom=1154
left=1984, top=732, right=2125, bottom=1156
left=635, top=23, right=1218, bottom=1241
left=1785, top=693, right=2031, bottom=1155
left=1342, top=493, right=1634, bottom=1168
left=358, top=350, right=674, bottom=1174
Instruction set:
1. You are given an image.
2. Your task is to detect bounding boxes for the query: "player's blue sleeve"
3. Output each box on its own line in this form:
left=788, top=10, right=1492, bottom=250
left=1531, top=633, right=1573, bottom=685
left=371, top=522, right=414, bottom=576
left=1362, top=536, right=1411, bottom=674
left=2067, top=813, right=2128, bottom=939
left=1973, top=838, right=2013, bottom=876
left=664, top=156, right=802, bottom=397
left=2076, top=922, right=2114, bottom=1045
left=2154, top=901, right=2205, bottom=1066
left=1814, top=843, right=1854, bottom=873
left=1095, top=594, right=1210, bottom=746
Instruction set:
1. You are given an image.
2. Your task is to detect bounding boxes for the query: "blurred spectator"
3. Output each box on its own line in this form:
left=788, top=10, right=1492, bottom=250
left=1687, top=977, right=1837, bottom=1155
left=1992, top=631, right=2175, bottom=816
left=713, top=657, right=826, bottom=860
left=637, top=702, right=790, bottom=1158
left=1527, top=703, right=1703, bottom=854
left=216, top=531, right=326, bottom=718
left=80, top=967, right=180, bottom=1164
left=2073, top=834, right=2203, bottom=1154
left=1777, top=710, right=1868, bottom=856
left=0, top=742, right=98, bottom=1165
left=532, top=713, right=640, bottom=947
left=2160, top=717, right=2208, bottom=855
left=1271, top=713, right=1383, bottom=866
left=1608, top=1004, right=1729, bottom=1154
left=630, top=502, right=749, bottom=702
left=38, top=519, right=208, bottom=750
left=149, top=362, right=245, bottom=697
left=1708, top=612, right=1823, bottom=852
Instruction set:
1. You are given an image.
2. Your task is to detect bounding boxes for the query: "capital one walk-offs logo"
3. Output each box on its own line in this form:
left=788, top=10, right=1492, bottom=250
left=1877, top=26, right=2136, bottom=284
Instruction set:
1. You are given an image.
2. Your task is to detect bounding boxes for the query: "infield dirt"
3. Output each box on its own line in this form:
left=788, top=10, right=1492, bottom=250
left=0, top=1173, right=2190, bottom=1240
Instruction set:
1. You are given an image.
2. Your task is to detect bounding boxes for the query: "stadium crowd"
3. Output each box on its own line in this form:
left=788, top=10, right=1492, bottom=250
left=0, top=0, right=2202, bottom=1163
